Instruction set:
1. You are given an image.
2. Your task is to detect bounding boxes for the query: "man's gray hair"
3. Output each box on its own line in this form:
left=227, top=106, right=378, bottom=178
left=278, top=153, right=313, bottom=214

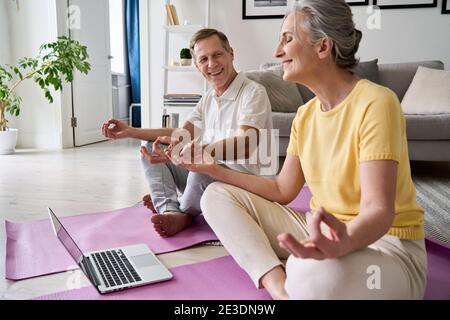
left=291, top=0, right=362, bottom=69
left=189, top=28, right=231, bottom=58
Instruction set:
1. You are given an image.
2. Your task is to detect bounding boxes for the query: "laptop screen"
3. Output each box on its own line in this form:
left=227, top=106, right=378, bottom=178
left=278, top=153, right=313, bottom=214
left=48, top=208, right=84, bottom=264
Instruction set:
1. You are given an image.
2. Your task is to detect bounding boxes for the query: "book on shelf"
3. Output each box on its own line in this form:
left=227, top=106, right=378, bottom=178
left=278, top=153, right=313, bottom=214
left=170, top=4, right=180, bottom=26
left=164, top=93, right=202, bottom=99
left=165, top=4, right=179, bottom=26
left=164, top=104, right=197, bottom=108
left=165, top=5, right=174, bottom=25
left=164, top=94, right=201, bottom=104
left=162, top=113, right=179, bottom=128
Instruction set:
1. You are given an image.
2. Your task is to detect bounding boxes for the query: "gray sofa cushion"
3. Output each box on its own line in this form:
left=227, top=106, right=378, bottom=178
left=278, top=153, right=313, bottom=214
left=352, top=59, right=380, bottom=84
left=260, top=59, right=380, bottom=103
left=244, top=69, right=303, bottom=113
left=405, top=114, right=450, bottom=140
left=378, top=60, right=444, bottom=100
left=272, top=112, right=296, bottom=137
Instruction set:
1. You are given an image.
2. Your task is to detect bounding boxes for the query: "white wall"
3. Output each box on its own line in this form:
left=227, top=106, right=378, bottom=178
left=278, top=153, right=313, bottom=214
left=146, top=0, right=450, bottom=128
left=0, top=1, right=11, bottom=66
left=6, top=0, right=62, bottom=149
left=147, top=0, right=166, bottom=129
left=210, top=0, right=450, bottom=70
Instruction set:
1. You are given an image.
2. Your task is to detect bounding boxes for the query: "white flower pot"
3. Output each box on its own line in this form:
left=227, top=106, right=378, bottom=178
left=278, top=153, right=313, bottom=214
left=0, top=128, right=18, bottom=155
left=180, top=58, right=192, bottom=66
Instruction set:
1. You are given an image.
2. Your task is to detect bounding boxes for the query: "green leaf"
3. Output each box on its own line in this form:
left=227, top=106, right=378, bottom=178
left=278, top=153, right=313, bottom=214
left=44, top=90, right=54, bottom=103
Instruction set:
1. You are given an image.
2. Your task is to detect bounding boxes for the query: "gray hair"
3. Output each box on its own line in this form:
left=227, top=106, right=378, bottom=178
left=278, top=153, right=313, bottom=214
left=189, top=28, right=231, bottom=58
left=291, top=0, right=362, bottom=69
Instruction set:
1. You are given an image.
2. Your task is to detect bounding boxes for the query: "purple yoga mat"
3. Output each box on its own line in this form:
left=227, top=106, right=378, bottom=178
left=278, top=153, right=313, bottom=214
left=5, top=205, right=218, bottom=280
left=34, top=242, right=449, bottom=300
left=34, top=255, right=271, bottom=300
left=287, top=186, right=312, bottom=214
left=424, top=239, right=450, bottom=300
left=288, top=186, right=450, bottom=300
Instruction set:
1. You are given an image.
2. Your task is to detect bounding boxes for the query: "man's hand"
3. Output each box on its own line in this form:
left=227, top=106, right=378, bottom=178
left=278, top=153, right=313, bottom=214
left=277, top=207, right=352, bottom=260
left=140, top=137, right=170, bottom=164
left=102, top=119, right=133, bottom=139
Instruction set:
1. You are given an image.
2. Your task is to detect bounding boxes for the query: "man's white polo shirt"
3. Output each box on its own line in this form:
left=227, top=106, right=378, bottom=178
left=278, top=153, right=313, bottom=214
left=186, top=73, right=277, bottom=176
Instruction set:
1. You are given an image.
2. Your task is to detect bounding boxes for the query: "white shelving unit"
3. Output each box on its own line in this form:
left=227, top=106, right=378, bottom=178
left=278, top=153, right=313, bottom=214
left=162, top=0, right=210, bottom=128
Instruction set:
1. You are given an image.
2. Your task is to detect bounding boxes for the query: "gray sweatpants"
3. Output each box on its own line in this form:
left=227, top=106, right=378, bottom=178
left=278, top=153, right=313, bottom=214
left=141, top=141, right=216, bottom=215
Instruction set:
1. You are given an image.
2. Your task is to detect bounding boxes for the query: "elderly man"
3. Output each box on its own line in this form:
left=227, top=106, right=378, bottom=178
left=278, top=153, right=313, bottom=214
left=102, top=28, right=274, bottom=237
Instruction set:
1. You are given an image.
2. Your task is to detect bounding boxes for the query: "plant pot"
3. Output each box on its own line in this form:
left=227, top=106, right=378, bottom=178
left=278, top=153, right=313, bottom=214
left=0, top=128, right=18, bottom=155
left=180, top=58, right=192, bottom=66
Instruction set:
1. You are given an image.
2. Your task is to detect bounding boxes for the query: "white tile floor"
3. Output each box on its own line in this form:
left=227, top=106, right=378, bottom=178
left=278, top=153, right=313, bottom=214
left=0, top=139, right=227, bottom=299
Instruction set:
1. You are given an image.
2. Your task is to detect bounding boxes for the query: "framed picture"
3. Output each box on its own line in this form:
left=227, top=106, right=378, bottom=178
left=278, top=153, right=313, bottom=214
left=346, top=0, right=370, bottom=5
left=373, top=0, right=437, bottom=9
left=242, top=0, right=294, bottom=19
left=443, top=0, right=450, bottom=14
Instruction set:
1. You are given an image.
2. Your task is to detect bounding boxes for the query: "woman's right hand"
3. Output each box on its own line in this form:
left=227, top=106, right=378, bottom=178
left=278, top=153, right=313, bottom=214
left=140, top=137, right=169, bottom=164
left=102, top=119, right=133, bottom=139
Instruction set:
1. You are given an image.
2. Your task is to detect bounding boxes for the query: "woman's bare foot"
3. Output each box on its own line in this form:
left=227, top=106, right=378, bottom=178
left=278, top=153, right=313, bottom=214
left=142, top=194, right=156, bottom=213
left=260, top=266, right=289, bottom=300
left=150, top=211, right=193, bottom=237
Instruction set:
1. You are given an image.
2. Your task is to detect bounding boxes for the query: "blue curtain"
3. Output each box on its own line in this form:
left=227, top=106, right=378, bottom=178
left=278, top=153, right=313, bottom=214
left=125, top=0, right=141, bottom=104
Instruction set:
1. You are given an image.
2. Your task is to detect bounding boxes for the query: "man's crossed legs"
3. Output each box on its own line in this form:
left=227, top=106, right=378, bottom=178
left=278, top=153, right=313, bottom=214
left=141, top=142, right=215, bottom=237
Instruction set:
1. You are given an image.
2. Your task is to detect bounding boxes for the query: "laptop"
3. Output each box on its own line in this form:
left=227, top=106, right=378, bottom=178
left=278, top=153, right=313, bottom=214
left=48, top=207, right=173, bottom=294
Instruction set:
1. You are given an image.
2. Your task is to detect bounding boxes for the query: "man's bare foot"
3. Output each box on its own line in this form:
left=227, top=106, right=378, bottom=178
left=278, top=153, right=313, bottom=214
left=142, top=194, right=156, bottom=213
left=150, top=211, right=193, bottom=237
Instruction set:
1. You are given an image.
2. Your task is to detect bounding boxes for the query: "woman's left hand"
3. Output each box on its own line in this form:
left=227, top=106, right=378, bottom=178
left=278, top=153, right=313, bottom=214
left=165, top=141, right=217, bottom=175
left=278, top=207, right=352, bottom=260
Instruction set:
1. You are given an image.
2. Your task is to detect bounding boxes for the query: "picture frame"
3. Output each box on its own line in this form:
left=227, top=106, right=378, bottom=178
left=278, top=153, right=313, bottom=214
left=345, top=0, right=370, bottom=6
left=242, top=0, right=369, bottom=19
left=242, top=0, right=294, bottom=20
left=373, top=0, right=437, bottom=9
left=443, top=0, right=450, bottom=14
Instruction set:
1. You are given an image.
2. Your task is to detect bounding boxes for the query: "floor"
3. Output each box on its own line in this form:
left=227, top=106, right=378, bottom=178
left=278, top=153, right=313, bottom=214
left=1, top=140, right=448, bottom=300
left=0, top=139, right=227, bottom=300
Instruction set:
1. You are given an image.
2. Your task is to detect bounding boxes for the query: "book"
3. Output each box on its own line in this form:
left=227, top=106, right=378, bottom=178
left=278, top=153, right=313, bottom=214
left=165, top=4, right=175, bottom=25
left=169, top=4, right=179, bottom=26
left=164, top=93, right=202, bottom=99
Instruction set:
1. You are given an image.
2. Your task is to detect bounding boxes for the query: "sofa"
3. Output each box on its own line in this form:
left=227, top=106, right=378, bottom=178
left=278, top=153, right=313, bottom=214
left=245, top=60, right=450, bottom=162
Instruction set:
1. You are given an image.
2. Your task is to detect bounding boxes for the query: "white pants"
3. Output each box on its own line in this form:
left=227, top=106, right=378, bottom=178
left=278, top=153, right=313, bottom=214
left=200, top=182, right=427, bottom=300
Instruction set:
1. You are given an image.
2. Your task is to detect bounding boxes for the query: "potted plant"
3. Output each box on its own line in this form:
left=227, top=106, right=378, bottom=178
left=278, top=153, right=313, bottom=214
left=179, top=48, right=192, bottom=66
left=0, top=36, right=90, bottom=154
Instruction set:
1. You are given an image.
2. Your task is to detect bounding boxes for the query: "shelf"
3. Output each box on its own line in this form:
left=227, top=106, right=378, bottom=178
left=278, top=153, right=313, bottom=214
left=164, top=104, right=197, bottom=108
left=163, top=25, right=203, bottom=34
left=163, top=66, right=197, bottom=72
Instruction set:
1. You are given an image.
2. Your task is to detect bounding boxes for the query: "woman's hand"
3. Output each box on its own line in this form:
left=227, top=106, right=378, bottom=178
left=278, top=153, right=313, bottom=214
left=165, top=141, right=217, bottom=176
left=278, top=207, right=352, bottom=260
left=140, top=136, right=175, bottom=164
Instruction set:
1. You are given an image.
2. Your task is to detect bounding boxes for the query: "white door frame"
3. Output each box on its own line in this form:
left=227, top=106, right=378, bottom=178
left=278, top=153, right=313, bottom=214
left=139, top=0, right=151, bottom=129
left=56, top=0, right=114, bottom=148
left=55, top=0, right=76, bottom=148
left=56, top=0, right=151, bottom=147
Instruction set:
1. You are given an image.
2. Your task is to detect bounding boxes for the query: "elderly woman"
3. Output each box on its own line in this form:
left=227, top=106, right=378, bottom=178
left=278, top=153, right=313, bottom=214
left=174, top=0, right=426, bottom=299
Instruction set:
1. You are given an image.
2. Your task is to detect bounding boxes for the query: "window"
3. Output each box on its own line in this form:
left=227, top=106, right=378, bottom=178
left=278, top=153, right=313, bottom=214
left=109, top=0, right=126, bottom=74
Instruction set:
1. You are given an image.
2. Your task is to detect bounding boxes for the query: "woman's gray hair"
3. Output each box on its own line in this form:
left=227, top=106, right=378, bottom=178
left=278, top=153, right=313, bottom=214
left=291, top=0, right=362, bottom=69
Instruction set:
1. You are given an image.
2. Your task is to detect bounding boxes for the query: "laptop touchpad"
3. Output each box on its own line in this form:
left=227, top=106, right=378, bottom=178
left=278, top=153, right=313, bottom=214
left=130, top=254, right=160, bottom=268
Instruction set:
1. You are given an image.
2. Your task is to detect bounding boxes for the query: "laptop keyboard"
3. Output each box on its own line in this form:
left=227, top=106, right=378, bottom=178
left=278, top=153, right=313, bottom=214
left=92, top=249, right=142, bottom=288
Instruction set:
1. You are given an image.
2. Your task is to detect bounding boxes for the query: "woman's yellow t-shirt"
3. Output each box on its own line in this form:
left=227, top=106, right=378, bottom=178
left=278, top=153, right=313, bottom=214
left=287, top=79, right=424, bottom=240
